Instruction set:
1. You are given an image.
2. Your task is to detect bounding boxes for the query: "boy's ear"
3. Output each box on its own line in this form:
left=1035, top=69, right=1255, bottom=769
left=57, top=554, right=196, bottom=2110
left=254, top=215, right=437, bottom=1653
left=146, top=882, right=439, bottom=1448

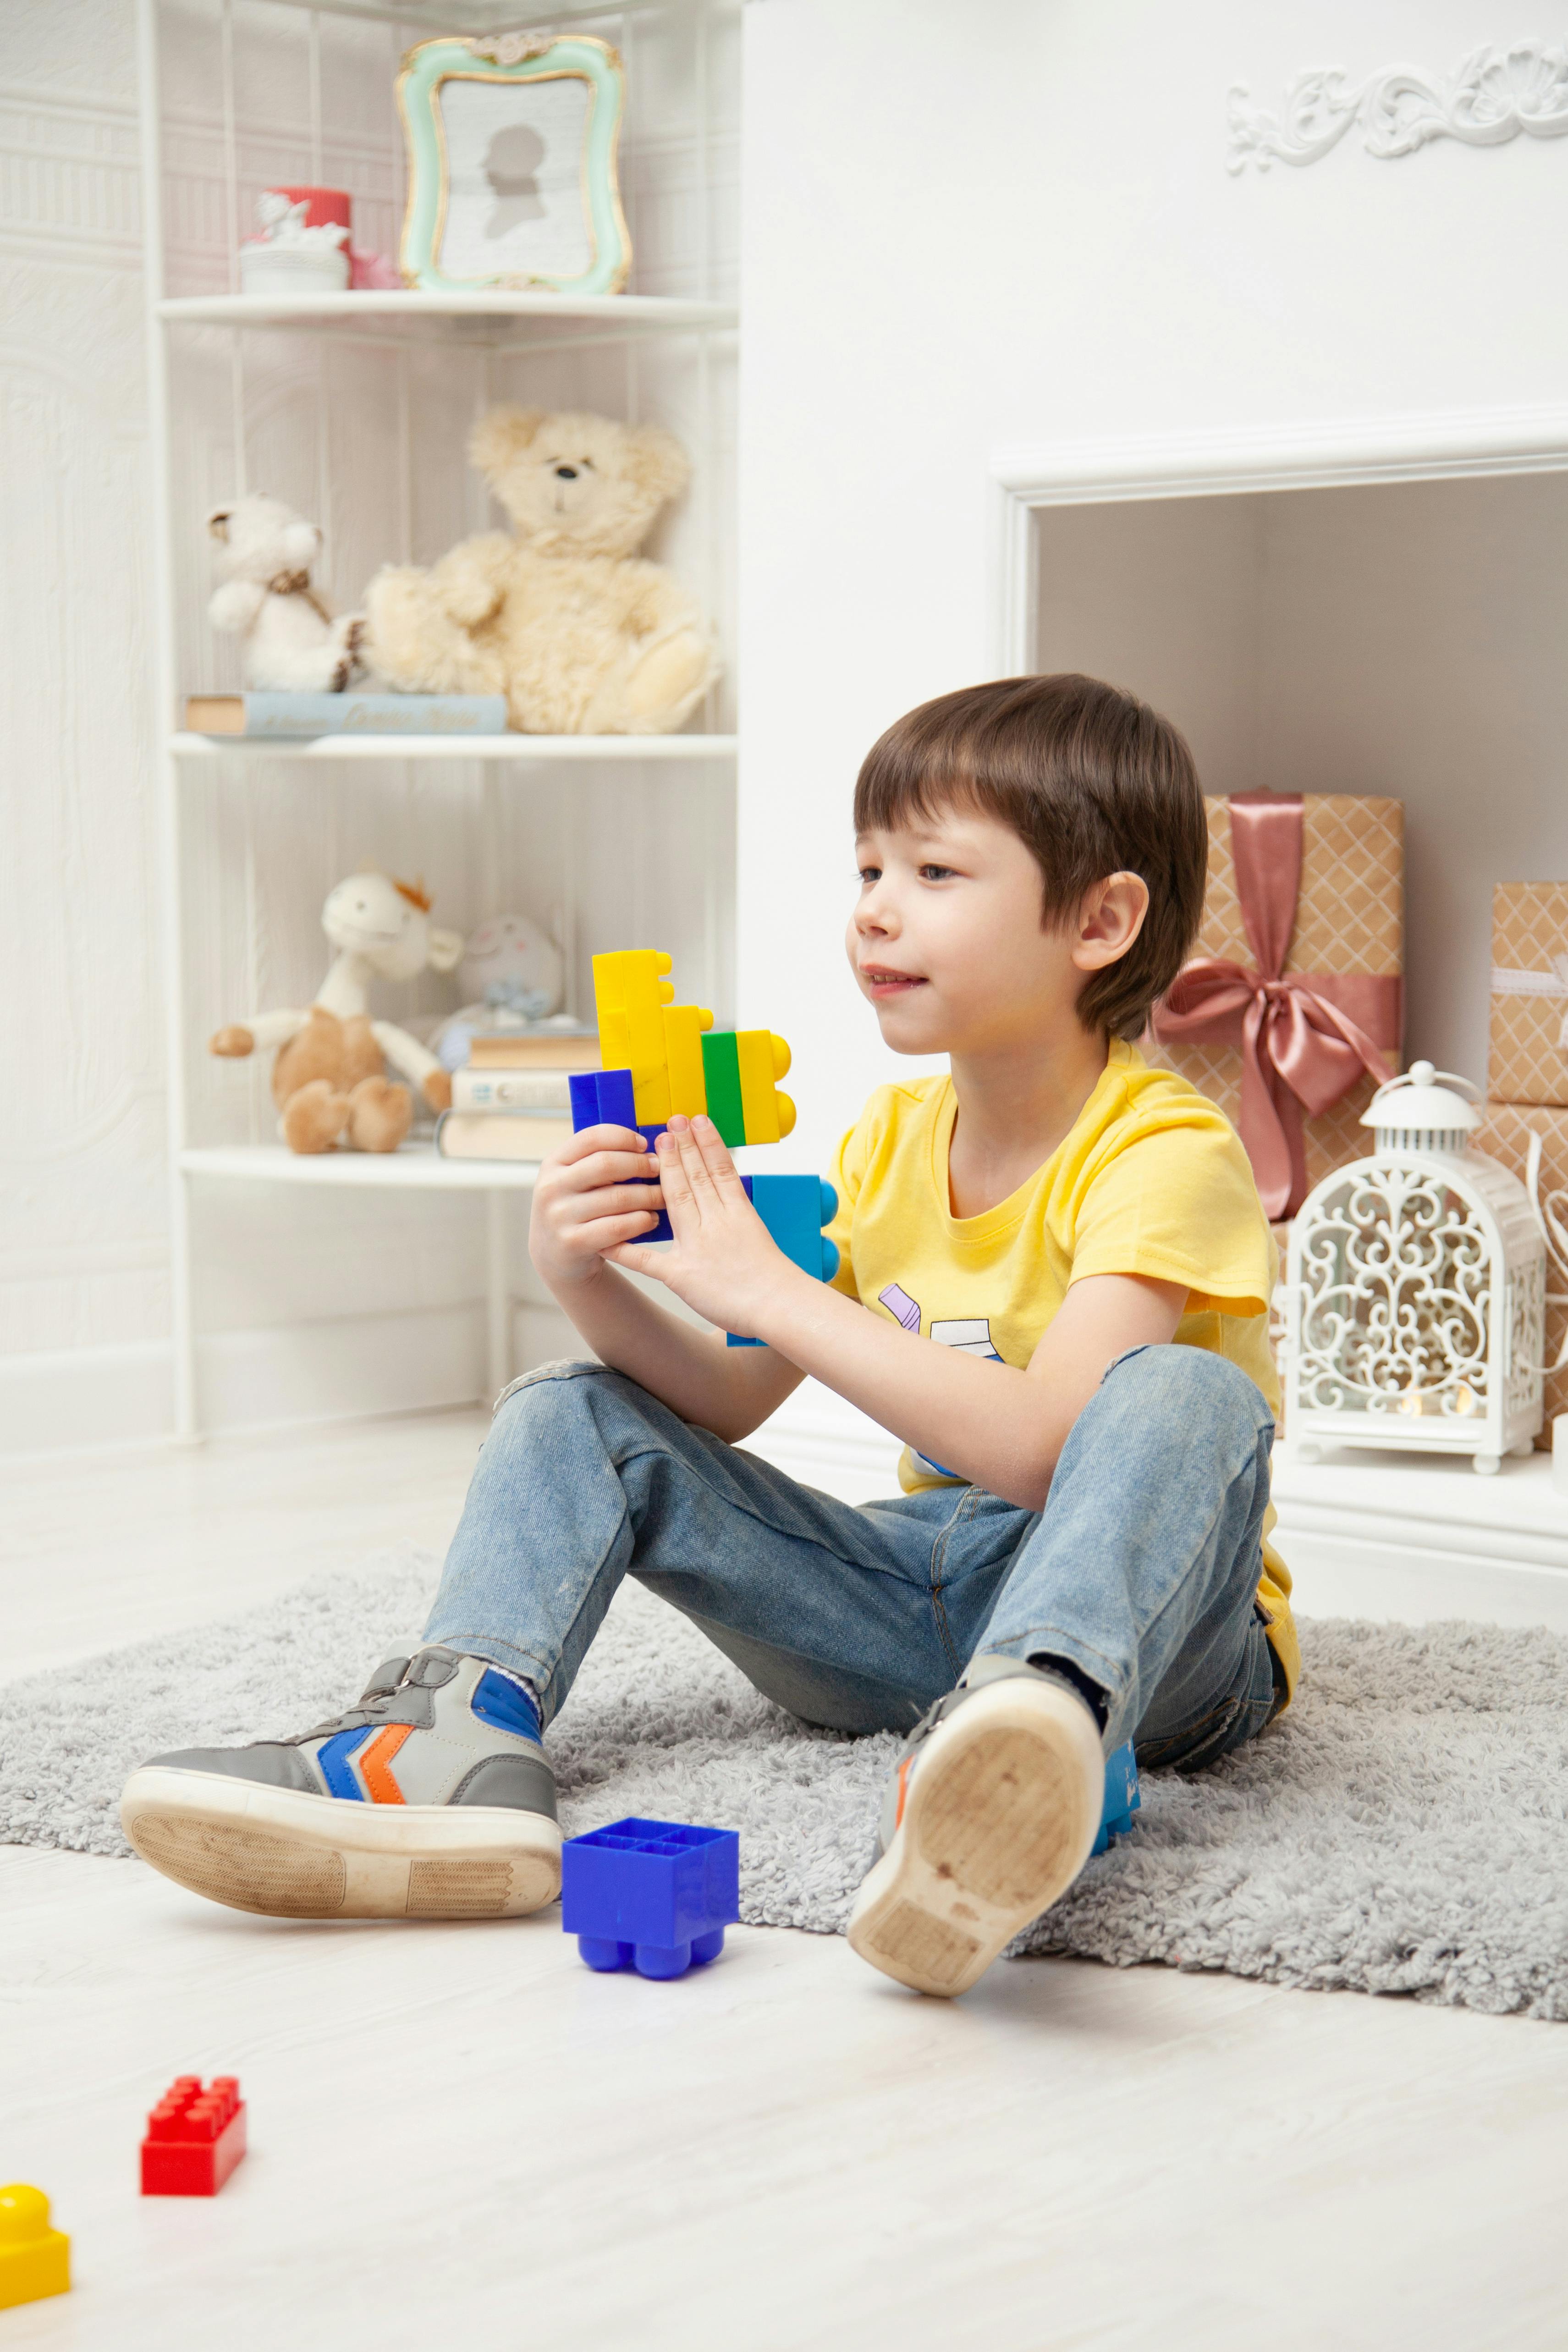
left=1073, top=872, right=1150, bottom=969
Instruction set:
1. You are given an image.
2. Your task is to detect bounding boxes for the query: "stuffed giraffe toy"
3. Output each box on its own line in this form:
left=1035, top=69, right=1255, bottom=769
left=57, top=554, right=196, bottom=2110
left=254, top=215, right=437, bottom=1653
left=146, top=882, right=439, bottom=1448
left=210, top=872, right=463, bottom=1152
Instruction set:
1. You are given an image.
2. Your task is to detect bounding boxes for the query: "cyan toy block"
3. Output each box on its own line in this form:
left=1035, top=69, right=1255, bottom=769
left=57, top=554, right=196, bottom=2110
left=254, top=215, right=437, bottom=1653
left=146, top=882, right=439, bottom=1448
left=735, top=1029, right=796, bottom=1143
left=727, top=1175, right=840, bottom=1346
left=562, top=1816, right=740, bottom=1979
left=1091, top=1740, right=1140, bottom=1856
left=699, top=1029, right=746, bottom=1146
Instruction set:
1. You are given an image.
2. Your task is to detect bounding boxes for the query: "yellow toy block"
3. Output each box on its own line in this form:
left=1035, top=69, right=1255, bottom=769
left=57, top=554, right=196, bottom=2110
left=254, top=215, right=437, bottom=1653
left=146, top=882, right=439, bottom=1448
left=662, top=1003, right=714, bottom=1117
left=735, top=1030, right=796, bottom=1143
left=592, top=951, right=675, bottom=1122
left=0, top=2185, right=70, bottom=2311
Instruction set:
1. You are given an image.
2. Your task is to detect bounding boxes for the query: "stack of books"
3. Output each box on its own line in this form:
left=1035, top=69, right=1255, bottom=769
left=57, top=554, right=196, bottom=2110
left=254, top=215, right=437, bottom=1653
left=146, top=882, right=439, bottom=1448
left=435, top=1025, right=599, bottom=1162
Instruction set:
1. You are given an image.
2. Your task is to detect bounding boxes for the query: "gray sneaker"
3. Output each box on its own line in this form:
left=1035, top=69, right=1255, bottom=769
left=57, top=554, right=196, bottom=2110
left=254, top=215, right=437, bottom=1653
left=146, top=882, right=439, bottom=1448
left=846, top=1659, right=1103, bottom=1998
left=120, top=1647, right=560, bottom=1922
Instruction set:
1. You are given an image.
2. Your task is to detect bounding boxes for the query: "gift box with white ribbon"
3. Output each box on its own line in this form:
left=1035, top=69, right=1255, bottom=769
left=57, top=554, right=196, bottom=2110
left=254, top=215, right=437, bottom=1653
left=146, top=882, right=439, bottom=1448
left=1488, top=882, right=1568, bottom=1109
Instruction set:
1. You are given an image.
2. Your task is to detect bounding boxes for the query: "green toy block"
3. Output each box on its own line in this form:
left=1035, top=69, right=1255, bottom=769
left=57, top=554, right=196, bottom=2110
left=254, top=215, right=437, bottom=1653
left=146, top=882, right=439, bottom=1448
left=700, top=1030, right=746, bottom=1147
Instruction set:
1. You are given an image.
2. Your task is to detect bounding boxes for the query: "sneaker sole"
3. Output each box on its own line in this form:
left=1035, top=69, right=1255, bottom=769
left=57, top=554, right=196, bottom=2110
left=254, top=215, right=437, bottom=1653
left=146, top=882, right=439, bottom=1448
left=120, top=1767, right=561, bottom=1921
left=846, top=1683, right=1102, bottom=1997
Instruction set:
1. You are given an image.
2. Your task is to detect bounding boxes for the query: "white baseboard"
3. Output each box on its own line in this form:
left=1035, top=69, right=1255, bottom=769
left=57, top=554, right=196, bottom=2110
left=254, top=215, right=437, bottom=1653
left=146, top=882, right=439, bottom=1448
left=0, top=1301, right=524, bottom=1455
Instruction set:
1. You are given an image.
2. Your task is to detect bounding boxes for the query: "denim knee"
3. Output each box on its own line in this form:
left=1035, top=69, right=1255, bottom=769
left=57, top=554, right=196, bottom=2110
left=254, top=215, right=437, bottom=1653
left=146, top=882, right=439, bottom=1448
left=1097, top=1344, right=1275, bottom=1449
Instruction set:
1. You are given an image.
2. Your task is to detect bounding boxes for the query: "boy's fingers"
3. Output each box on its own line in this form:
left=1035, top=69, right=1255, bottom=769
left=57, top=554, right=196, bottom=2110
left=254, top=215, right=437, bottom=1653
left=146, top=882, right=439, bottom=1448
left=556, top=1124, right=648, bottom=1166
left=604, top=1241, right=669, bottom=1280
left=655, top=1126, right=699, bottom=1224
left=669, top=1113, right=719, bottom=1206
left=570, top=1181, right=664, bottom=1221
left=689, top=1113, right=748, bottom=1197
left=561, top=1147, right=658, bottom=1187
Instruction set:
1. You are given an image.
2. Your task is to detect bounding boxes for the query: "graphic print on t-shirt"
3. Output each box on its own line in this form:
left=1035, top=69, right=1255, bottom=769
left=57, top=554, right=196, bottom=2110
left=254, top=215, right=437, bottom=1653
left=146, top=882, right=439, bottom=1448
left=877, top=1285, right=1004, bottom=1476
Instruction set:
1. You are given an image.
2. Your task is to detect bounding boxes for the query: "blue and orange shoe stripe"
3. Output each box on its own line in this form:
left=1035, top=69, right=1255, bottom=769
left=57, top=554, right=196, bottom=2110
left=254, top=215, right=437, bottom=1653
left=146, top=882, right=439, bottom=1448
left=314, top=1723, right=413, bottom=1803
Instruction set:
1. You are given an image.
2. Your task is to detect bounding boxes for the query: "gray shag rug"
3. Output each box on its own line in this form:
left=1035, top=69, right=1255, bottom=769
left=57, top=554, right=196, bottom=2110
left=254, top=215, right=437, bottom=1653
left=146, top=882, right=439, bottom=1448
left=4, top=1548, right=1566, bottom=2018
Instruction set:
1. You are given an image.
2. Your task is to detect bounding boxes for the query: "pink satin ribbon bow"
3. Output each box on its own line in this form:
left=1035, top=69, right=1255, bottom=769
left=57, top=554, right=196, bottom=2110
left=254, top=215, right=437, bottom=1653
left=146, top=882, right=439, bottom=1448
left=1151, top=793, right=1401, bottom=1220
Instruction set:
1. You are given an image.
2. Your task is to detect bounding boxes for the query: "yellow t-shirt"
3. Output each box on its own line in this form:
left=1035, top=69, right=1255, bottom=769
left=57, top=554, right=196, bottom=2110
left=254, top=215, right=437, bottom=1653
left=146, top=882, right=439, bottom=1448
left=825, top=1040, right=1298, bottom=1706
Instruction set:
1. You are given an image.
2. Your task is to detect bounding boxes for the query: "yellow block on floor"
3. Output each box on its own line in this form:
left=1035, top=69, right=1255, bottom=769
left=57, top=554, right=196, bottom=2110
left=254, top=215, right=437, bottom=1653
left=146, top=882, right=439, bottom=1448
left=0, top=2185, right=70, bottom=2310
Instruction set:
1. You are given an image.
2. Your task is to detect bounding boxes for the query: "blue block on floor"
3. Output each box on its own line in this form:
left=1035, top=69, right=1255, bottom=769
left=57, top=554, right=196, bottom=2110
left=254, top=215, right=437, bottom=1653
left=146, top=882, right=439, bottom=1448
left=562, top=1816, right=741, bottom=1979
left=1091, top=1739, right=1141, bottom=1857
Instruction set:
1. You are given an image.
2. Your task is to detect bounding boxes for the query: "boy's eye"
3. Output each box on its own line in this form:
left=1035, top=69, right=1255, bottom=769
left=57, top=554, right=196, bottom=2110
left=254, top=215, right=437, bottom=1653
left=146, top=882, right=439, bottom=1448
left=918, top=864, right=957, bottom=881
left=857, top=864, right=882, bottom=885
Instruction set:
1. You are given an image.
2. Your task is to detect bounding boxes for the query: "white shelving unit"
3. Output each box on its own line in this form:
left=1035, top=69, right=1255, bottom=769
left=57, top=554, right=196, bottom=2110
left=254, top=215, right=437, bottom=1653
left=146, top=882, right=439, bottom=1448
left=137, top=0, right=739, bottom=1440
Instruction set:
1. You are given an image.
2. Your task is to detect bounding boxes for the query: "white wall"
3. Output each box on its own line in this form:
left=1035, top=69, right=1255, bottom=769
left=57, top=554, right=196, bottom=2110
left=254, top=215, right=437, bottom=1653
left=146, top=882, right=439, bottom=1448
left=1, top=0, right=737, bottom=1450
left=738, top=0, right=1568, bottom=1172
left=1034, top=474, right=1568, bottom=1084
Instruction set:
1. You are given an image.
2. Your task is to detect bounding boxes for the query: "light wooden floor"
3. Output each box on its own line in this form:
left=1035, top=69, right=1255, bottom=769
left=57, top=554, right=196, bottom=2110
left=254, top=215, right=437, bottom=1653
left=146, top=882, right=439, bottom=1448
left=4, top=1413, right=1567, bottom=2349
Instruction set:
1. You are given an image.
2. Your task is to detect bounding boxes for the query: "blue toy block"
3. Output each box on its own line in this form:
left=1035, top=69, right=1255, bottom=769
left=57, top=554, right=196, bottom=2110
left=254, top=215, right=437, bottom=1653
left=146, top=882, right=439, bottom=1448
left=1091, top=1739, right=1140, bottom=1856
left=568, top=1072, right=672, bottom=1237
left=561, top=1816, right=740, bottom=1979
left=727, top=1174, right=839, bottom=1346
left=636, top=1122, right=673, bottom=1241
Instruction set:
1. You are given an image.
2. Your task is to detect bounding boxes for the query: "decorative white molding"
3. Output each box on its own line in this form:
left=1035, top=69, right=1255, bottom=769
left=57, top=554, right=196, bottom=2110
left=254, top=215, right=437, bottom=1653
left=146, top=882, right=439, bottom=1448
left=1229, top=42, right=1568, bottom=174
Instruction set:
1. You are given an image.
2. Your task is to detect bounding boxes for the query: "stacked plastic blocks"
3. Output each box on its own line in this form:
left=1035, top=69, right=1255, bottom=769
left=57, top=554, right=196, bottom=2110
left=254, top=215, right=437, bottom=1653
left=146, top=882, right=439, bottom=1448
left=561, top=1816, right=741, bottom=1979
left=568, top=950, right=840, bottom=1340
left=140, top=2075, right=248, bottom=2196
left=1092, top=1740, right=1141, bottom=1856
left=0, top=2185, right=69, bottom=2312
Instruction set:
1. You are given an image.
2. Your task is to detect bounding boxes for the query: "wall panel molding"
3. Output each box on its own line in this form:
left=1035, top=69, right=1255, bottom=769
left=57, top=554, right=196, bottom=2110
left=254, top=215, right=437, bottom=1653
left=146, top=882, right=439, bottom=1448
left=1230, top=43, right=1568, bottom=175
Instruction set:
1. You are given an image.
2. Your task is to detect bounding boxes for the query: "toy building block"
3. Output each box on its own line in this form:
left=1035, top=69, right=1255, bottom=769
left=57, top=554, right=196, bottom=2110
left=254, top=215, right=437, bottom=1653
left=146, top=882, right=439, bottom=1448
left=735, top=1029, right=796, bottom=1144
left=0, top=2185, right=69, bottom=2312
left=1091, top=1741, right=1141, bottom=1857
left=662, top=1001, right=713, bottom=1117
left=592, top=950, right=677, bottom=1124
left=699, top=1028, right=747, bottom=1146
left=561, top=1816, right=740, bottom=1979
left=141, top=2075, right=248, bottom=2197
left=728, top=1176, right=840, bottom=1346
left=568, top=1066, right=637, bottom=1133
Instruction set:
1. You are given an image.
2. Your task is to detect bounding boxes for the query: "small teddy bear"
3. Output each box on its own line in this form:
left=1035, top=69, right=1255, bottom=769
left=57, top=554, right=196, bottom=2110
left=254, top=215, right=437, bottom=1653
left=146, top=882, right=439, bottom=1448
left=206, top=492, right=365, bottom=693
left=210, top=871, right=462, bottom=1153
left=363, top=408, right=717, bottom=734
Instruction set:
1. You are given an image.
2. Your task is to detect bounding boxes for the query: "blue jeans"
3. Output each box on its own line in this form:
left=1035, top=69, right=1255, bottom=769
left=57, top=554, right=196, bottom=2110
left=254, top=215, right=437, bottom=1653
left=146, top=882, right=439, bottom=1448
left=425, top=1344, right=1282, bottom=1769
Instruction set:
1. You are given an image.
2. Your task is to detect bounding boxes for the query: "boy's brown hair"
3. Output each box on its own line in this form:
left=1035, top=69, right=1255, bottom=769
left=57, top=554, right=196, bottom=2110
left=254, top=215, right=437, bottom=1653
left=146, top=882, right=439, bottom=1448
left=853, top=672, right=1207, bottom=1041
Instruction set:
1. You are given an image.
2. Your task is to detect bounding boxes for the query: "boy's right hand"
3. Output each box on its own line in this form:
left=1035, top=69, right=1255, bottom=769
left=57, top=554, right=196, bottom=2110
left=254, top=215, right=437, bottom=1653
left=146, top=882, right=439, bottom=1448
left=528, top=1124, right=666, bottom=1291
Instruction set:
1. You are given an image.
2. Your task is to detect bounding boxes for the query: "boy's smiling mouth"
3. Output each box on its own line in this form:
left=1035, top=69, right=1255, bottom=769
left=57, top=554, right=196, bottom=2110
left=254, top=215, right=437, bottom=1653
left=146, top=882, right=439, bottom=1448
left=861, top=964, right=928, bottom=998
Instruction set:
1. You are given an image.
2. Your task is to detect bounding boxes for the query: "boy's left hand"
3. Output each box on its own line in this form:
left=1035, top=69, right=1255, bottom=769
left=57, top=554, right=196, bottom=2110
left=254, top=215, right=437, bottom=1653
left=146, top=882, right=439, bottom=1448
left=604, top=1114, right=797, bottom=1338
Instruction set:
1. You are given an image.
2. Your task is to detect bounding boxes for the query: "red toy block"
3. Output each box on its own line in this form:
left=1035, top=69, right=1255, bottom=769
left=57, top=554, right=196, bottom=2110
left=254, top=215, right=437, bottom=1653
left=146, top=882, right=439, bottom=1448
left=140, top=2076, right=247, bottom=2197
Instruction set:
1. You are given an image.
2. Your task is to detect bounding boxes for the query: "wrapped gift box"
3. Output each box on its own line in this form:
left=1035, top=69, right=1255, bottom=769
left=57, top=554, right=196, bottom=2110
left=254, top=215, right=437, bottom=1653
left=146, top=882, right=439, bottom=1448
left=1145, top=793, right=1404, bottom=1218
left=1488, top=882, right=1568, bottom=1109
left=1473, top=1100, right=1568, bottom=1450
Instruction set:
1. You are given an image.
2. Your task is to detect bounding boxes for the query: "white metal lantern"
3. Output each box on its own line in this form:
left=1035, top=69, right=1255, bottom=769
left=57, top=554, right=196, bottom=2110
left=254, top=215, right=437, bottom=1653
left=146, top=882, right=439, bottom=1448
left=1285, top=1062, right=1547, bottom=1475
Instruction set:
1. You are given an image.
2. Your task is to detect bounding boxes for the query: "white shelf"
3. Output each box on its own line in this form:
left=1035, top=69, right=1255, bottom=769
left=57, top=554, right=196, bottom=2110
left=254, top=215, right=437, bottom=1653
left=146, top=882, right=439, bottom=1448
left=170, top=731, right=737, bottom=763
left=181, top=1144, right=542, bottom=1189
left=159, top=292, right=737, bottom=348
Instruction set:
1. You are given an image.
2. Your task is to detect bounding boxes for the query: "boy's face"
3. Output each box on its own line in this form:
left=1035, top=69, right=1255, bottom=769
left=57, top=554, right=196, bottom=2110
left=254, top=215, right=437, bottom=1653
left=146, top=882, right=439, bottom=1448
left=847, top=806, right=1140, bottom=1060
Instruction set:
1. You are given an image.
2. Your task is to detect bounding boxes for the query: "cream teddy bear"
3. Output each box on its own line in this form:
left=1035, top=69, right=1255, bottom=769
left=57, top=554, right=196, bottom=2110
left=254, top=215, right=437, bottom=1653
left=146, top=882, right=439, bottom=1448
left=363, top=408, right=716, bottom=734
left=207, top=492, right=364, bottom=693
left=210, top=871, right=462, bottom=1153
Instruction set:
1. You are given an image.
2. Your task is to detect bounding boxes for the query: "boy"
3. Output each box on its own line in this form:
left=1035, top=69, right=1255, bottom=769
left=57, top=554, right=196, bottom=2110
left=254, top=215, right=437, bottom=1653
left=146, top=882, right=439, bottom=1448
left=123, top=673, right=1293, bottom=1999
